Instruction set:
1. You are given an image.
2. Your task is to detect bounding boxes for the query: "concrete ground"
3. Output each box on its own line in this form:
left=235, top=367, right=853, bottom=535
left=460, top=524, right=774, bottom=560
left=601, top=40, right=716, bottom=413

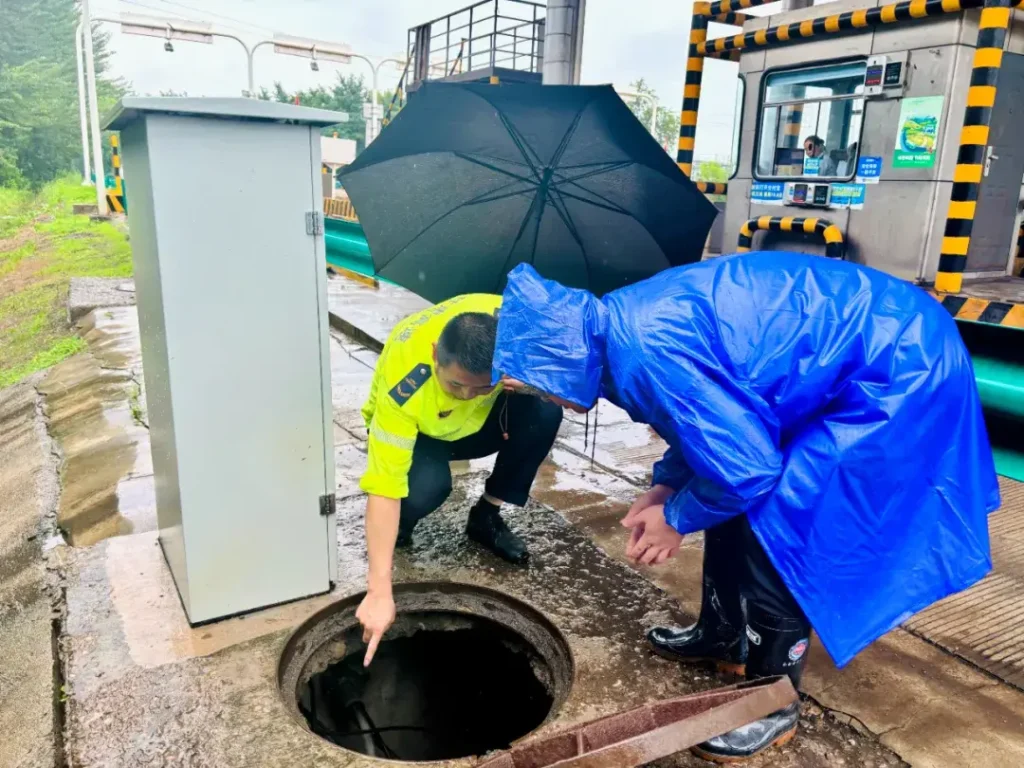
left=0, top=275, right=1021, bottom=766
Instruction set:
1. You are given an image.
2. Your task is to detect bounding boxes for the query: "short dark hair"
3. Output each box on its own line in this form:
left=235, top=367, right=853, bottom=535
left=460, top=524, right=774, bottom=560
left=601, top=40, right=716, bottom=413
left=437, top=312, right=498, bottom=375
left=805, top=135, right=824, bottom=148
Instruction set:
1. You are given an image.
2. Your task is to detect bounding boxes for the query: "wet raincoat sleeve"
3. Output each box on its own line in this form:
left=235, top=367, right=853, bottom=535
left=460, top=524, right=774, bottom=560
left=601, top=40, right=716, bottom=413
left=650, top=445, right=694, bottom=491
left=637, top=348, right=783, bottom=535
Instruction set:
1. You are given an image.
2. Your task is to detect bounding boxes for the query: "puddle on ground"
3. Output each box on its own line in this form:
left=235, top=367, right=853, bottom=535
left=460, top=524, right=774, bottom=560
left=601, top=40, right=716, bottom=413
left=39, top=307, right=154, bottom=547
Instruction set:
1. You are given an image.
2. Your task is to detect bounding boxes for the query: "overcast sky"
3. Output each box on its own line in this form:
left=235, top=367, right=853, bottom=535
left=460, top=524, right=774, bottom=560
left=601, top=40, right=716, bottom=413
left=91, top=0, right=779, bottom=161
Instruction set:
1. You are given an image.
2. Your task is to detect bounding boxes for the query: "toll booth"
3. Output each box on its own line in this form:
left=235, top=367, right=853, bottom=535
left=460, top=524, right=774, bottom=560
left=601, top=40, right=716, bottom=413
left=691, top=0, right=1024, bottom=305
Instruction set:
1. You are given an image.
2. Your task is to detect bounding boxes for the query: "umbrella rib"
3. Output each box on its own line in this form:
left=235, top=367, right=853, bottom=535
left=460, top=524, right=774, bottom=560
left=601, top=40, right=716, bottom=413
left=557, top=179, right=676, bottom=270
left=452, top=152, right=537, bottom=184
left=495, top=114, right=544, bottom=181
left=544, top=185, right=592, bottom=289
left=547, top=185, right=633, bottom=216
left=552, top=161, right=634, bottom=186
left=464, top=185, right=541, bottom=207
left=548, top=100, right=591, bottom=170
left=497, top=188, right=546, bottom=287
left=372, top=173, right=535, bottom=275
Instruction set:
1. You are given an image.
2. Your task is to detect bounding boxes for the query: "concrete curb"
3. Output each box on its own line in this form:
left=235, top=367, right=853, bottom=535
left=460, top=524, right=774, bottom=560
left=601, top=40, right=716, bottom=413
left=327, top=310, right=385, bottom=354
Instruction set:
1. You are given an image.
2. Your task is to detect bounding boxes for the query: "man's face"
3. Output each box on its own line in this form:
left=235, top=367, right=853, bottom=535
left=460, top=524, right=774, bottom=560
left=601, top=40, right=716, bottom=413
left=433, top=350, right=494, bottom=401
left=804, top=140, right=821, bottom=158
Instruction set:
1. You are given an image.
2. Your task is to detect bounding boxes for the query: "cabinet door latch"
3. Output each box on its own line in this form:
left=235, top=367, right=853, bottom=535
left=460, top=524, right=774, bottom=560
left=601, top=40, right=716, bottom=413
left=319, top=493, right=336, bottom=516
left=306, top=211, right=324, bottom=236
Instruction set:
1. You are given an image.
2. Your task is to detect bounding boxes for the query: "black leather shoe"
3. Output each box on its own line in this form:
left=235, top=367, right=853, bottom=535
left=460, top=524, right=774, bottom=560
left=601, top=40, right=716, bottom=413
left=691, top=702, right=799, bottom=763
left=647, top=623, right=746, bottom=675
left=465, top=499, right=528, bottom=565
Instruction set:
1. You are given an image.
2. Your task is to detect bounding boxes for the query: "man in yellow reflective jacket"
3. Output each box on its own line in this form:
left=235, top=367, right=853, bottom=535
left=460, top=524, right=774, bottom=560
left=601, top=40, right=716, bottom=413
left=355, top=294, right=563, bottom=664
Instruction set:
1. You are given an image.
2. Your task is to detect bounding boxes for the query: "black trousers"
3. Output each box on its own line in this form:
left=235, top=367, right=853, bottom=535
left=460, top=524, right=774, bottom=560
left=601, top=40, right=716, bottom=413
left=400, top=394, right=563, bottom=527
left=704, top=514, right=810, bottom=629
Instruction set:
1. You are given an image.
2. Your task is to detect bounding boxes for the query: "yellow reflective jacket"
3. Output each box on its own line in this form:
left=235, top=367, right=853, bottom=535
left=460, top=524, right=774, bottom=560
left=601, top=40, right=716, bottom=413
left=360, top=294, right=502, bottom=499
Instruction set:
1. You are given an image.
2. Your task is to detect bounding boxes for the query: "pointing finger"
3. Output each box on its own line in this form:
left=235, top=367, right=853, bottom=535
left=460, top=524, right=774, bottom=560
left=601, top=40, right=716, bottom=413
left=364, top=630, right=383, bottom=667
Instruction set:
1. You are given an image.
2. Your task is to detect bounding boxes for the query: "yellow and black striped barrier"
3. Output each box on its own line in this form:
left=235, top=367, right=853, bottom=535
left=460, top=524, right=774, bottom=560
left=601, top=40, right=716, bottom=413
left=936, top=0, right=1013, bottom=293
left=676, top=6, right=709, bottom=178
left=697, top=0, right=995, bottom=57
left=927, top=291, right=1024, bottom=328
left=695, top=181, right=728, bottom=195
left=107, top=134, right=126, bottom=213
left=737, top=216, right=845, bottom=259
left=679, top=0, right=775, bottom=183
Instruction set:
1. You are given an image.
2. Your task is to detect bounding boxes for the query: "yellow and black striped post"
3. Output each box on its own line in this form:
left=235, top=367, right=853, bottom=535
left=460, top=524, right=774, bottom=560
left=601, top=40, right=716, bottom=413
left=936, top=0, right=1013, bottom=293
left=737, top=216, right=845, bottom=258
left=677, top=5, right=709, bottom=178
left=681, top=0, right=775, bottom=182
left=783, top=105, right=804, bottom=162
left=110, top=134, right=122, bottom=195
left=106, top=134, right=126, bottom=214
left=696, top=181, right=729, bottom=195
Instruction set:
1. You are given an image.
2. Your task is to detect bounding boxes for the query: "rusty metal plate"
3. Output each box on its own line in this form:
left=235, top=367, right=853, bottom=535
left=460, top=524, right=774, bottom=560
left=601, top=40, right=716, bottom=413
left=476, top=677, right=797, bottom=768
left=905, top=477, right=1024, bottom=690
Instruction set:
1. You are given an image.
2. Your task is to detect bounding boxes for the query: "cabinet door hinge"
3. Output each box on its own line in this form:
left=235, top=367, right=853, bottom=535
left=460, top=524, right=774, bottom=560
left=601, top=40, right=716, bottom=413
left=306, top=211, right=324, bottom=236
left=319, top=493, right=336, bottom=516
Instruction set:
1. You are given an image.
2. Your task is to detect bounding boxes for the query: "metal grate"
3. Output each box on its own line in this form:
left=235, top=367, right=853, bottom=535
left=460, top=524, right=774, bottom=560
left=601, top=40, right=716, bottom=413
left=904, top=477, right=1024, bottom=690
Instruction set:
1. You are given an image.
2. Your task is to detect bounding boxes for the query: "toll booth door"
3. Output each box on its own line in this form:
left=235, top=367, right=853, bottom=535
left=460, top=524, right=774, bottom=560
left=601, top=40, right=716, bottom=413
left=966, top=52, right=1024, bottom=274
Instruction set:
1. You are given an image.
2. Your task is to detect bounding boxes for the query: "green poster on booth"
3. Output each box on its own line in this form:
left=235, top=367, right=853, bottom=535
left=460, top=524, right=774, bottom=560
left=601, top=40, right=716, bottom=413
left=893, top=96, right=944, bottom=168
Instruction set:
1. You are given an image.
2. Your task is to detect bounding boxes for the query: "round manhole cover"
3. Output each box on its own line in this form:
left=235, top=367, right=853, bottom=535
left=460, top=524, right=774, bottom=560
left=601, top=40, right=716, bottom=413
left=279, top=582, right=574, bottom=762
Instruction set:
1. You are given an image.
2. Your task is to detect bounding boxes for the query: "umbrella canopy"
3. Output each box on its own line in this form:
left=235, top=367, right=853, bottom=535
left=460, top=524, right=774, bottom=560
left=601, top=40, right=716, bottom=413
left=338, top=82, right=717, bottom=303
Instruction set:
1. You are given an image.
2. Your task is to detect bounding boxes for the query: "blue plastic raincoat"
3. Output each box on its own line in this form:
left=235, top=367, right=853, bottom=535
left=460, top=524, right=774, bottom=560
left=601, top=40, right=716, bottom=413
left=493, top=253, right=998, bottom=667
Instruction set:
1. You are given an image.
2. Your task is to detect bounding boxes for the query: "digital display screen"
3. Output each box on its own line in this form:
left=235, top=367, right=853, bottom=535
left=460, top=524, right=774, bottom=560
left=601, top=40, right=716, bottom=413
left=865, top=65, right=884, bottom=87
left=884, top=61, right=903, bottom=86
left=792, top=184, right=808, bottom=204
left=813, top=185, right=830, bottom=206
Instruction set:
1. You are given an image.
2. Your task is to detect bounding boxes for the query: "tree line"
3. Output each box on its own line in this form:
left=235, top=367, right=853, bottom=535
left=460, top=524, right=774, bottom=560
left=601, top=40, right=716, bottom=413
left=0, top=0, right=123, bottom=188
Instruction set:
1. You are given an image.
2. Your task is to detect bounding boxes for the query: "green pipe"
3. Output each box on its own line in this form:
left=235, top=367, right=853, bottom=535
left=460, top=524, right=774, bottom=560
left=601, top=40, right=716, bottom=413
left=324, top=217, right=375, bottom=277
left=993, top=447, right=1024, bottom=483
left=973, top=356, right=1024, bottom=419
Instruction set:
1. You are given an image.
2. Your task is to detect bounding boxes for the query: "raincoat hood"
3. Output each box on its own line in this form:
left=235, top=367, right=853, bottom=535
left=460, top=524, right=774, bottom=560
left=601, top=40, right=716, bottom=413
left=492, top=264, right=608, bottom=408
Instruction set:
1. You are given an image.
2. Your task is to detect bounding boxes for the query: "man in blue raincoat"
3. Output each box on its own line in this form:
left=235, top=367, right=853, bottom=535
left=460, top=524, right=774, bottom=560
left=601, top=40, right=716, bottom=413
left=493, top=253, right=998, bottom=763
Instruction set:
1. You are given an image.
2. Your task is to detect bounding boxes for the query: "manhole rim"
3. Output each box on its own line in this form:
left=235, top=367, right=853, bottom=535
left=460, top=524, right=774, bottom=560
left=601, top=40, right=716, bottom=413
left=277, top=580, right=576, bottom=764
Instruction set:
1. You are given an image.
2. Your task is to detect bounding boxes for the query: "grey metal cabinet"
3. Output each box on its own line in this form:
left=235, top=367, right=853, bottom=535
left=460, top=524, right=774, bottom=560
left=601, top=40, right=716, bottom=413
left=105, top=98, right=344, bottom=624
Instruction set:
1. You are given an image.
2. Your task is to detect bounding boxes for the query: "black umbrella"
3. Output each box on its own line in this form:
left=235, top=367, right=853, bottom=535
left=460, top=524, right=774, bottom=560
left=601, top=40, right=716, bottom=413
left=338, top=82, right=717, bottom=303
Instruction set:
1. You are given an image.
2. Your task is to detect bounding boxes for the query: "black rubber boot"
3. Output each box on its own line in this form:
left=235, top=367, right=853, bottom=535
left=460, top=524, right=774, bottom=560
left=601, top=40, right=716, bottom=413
left=692, top=604, right=810, bottom=763
left=465, top=498, right=528, bottom=565
left=647, top=573, right=747, bottom=675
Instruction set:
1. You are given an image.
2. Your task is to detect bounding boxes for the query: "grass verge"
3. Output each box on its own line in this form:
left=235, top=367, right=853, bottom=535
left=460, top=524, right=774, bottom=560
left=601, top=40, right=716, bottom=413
left=0, top=177, right=132, bottom=388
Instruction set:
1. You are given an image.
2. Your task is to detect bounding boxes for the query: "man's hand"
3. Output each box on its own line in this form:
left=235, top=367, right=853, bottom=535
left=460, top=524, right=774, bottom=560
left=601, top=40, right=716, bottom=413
left=625, top=484, right=675, bottom=522
left=361, top=494, right=401, bottom=666
left=356, top=589, right=396, bottom=666
left=621, top=498, right=683, bottom=565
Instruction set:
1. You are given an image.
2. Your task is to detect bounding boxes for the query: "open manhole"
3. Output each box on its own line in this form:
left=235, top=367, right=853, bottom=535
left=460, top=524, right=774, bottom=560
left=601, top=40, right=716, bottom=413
left=279, top=582, right=574, bottom=762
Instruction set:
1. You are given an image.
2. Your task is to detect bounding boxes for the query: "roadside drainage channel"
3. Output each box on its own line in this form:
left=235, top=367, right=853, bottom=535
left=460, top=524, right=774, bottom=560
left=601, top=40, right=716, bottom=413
left=279, top=582, right=574, bottom=762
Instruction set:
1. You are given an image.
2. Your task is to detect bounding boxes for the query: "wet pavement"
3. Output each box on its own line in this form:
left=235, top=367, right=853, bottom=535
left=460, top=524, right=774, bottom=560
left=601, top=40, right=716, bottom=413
left=1, top=276, right=1021, bottom=766
left=0, top=379, right=59, bottom=768
left=38, top=308, right=154, bottom=547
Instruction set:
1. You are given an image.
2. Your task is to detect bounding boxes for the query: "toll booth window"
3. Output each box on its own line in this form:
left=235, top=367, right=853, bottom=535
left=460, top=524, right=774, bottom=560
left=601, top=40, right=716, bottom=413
left=755, top=61, right=866, bottom=180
